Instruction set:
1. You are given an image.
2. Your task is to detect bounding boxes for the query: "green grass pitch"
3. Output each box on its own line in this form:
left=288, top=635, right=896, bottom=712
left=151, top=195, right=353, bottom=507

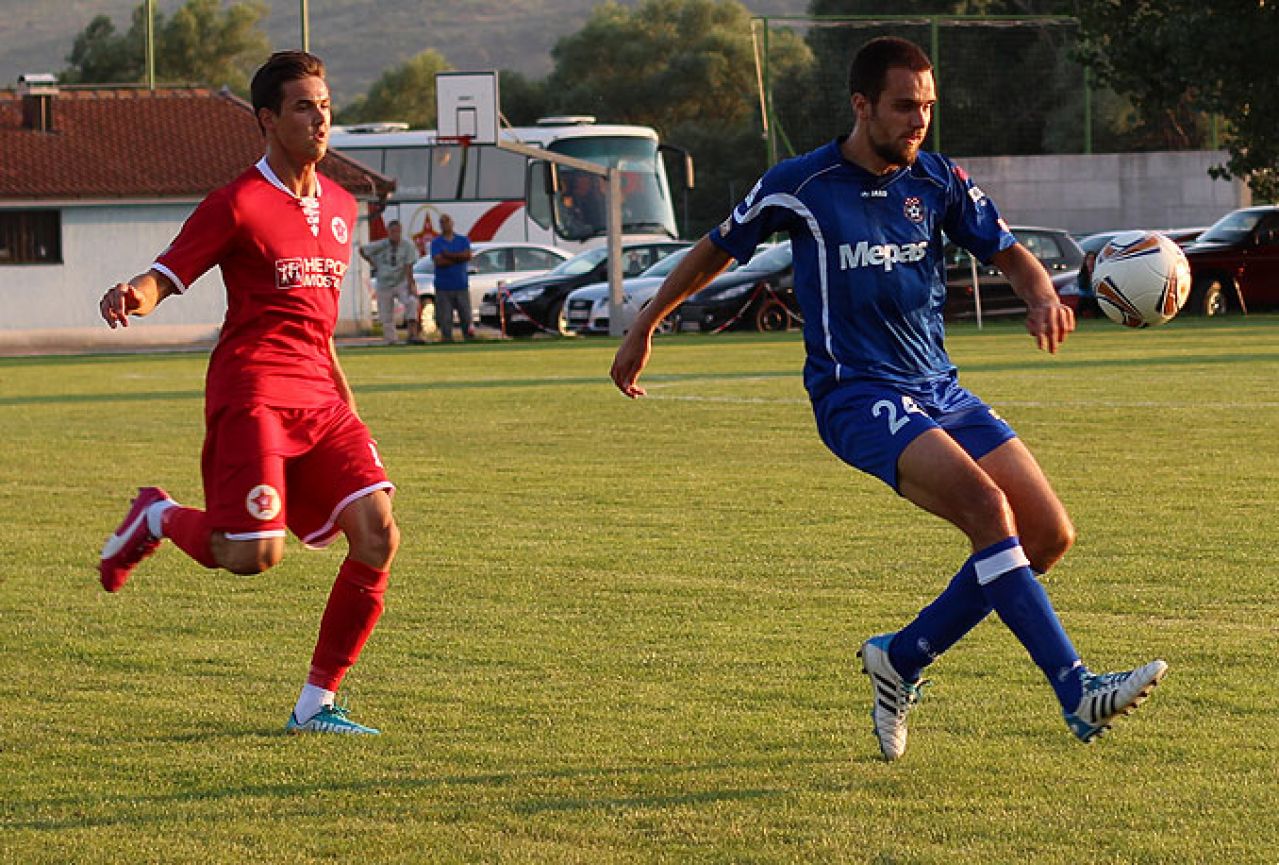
left=1, top=317, right=1275, bottom=863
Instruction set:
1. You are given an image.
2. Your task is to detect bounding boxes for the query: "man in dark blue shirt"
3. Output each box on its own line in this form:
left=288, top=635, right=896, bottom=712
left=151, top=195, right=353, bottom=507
left=611, top=36, right=1167, bottom=761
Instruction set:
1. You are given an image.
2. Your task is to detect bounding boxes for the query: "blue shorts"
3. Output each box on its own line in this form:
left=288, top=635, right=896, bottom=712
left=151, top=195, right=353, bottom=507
left=812, top=375, right=1016, bottom=492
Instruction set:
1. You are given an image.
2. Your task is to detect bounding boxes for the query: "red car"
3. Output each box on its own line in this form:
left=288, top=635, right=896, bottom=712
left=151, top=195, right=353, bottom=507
left=1182, top=206, right=1279, bottom=316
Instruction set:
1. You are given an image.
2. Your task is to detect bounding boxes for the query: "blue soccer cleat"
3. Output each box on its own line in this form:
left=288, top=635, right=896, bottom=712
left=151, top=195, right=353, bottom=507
left=859, top=632, right=929, bottom=761
left=285, top=704, right=381, bottom=736
left=1064, top=659, right=1168, bottom=743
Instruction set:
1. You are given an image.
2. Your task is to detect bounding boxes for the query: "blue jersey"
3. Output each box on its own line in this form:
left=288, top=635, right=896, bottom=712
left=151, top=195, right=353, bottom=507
left=710, top=139, right=1015, bottom=401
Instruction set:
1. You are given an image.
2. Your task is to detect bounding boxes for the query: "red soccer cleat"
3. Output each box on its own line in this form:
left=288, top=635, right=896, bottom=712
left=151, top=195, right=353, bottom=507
left=98, top=487, right=171, bottom=592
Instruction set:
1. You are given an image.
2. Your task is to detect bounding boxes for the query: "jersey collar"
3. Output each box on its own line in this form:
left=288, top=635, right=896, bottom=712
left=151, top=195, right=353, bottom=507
left=255, top=156, right=324, bottom=201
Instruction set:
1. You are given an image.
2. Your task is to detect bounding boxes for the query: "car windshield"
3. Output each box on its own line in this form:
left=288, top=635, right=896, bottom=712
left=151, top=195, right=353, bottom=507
left=547, top=246, right=609, bottom=276
left=741, top=241, right=792, bottom=272
left=1198, top=210, right=1265, bottom=244
left=412, top=257, right=435, bottom=274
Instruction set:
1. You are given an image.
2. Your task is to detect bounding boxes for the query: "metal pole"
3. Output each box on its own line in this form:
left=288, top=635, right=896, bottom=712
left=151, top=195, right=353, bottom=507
left=1083, top=63, right=1093, bottom=155
left=930, top=17, right=941, bottom=153
left=145, top=0, right=155, bottom=89
left=762, top=20, right=775, bottom=166
left=300, top=0, right=310, bottom=52
left=606, top=168, right=625, bottom=338
left=970, top=252, right=982, bottom=329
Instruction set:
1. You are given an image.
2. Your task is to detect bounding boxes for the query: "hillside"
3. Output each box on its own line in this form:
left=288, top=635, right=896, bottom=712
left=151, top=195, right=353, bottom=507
left=0, top=0, right=804, bottom=103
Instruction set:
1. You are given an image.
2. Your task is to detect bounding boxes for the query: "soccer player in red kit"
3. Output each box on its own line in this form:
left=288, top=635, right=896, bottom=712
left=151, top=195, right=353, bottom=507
left=97, top=51, right=395, bottom=735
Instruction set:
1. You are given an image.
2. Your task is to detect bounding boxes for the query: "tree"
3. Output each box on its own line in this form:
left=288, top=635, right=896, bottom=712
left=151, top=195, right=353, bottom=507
left=337, top=50, right=452, bottom=129
left=1074, top=0, right=1279, bottom=201
left=61, top=0, right=269, bottom=94
left=545, top=0, right=813, bottom=235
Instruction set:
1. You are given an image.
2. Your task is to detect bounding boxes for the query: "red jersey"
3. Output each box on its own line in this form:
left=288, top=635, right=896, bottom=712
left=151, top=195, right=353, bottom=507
left=154, top=158, right=358, bottom=410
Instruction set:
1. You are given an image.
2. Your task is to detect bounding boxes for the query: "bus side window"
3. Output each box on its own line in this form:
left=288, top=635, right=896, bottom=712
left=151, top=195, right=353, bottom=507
left=383, top=148, right=429, bottom=198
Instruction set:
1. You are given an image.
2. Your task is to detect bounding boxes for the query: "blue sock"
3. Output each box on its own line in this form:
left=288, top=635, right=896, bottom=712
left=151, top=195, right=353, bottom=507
left=889, top=558, right=992, bottom=682
left=975, top=537, right=1085, bottom=710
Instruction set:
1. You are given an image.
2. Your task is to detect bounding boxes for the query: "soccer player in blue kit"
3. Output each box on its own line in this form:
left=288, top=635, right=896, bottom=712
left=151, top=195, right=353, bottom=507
left=611, top=37, right=1167, bottom=761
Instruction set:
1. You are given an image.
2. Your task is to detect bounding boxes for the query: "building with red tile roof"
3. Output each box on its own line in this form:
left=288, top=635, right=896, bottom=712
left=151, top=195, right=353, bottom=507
left=0, top=79, right=391, bottom=353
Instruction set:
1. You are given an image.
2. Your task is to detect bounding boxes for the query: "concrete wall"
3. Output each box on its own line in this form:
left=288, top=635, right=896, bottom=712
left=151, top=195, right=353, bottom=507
left=957, top=150, right=1249, bottom=235
left=0, top=201, right=373, bottom=354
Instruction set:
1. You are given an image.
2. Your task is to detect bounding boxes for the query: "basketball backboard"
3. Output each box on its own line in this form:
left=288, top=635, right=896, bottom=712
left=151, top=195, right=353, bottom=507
left=435, top=71, right=499, bottom=145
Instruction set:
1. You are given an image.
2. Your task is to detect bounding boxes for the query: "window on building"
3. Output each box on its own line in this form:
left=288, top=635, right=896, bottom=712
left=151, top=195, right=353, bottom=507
left=0, top=210, right=62, bottom=264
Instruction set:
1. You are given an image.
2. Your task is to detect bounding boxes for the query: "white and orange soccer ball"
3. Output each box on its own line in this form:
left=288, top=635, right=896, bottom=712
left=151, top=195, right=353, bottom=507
left=1091, top=231, right=1192, bottom=328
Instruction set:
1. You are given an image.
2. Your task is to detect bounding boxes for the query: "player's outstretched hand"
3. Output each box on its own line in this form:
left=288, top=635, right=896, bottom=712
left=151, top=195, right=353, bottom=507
left=1025, top=300, right=1075, bottom=354
left=100, top=283, right=143, bottom=328
left=610, top=329, right=653, bottom=398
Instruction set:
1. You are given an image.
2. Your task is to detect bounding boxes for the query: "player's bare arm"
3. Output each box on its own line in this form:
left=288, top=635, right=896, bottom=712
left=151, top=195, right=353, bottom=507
left=610, top=237, right=733, bottom=398
left=328, top=338, right=358, bottom=414
left=993, top=243, right=1075, bottom=354
left=99, top=269, right=178, bottom=328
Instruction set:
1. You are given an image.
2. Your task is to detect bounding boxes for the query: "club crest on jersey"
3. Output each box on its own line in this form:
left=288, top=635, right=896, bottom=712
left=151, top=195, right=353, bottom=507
left=903, top=197, right=925, bottom=223
left=245, top=484, right=281, bottom=521
left=331, top=216, right=349, bottom=244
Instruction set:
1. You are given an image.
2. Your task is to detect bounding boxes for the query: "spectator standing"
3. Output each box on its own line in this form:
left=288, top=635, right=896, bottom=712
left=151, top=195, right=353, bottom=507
left=429, top=214, right=473, bottom=341
left=360, top=219, right=424, bottom=345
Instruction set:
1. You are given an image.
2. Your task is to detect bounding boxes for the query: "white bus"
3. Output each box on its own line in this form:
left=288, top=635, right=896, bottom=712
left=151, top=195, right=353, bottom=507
left=329, top=117, right=689, bottom=255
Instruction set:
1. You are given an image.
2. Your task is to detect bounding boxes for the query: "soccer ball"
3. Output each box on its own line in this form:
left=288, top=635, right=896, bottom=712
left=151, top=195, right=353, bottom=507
left=1091, top=231, right=1192, bottom=328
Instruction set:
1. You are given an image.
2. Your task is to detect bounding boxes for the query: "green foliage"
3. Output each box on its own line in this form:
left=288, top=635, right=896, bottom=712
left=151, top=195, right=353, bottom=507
left=1075, top=0, right=1279, bottom=202
left=335, top=49, right=451, bottom=128
left=3, top=320, right=1279, bottom=862
left=60, top=0, right=270, bottom=95
left=543, top=0, right=812, bottom=235
left=498, top=69, right=549, bottom=127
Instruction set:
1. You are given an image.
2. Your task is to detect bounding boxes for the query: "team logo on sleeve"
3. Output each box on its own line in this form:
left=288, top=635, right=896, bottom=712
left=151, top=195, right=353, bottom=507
left=903, top=197, right=925, bottom=223
left=245, top=484, right=281, bottom=521
left=330, top=216, right=349, bottom=244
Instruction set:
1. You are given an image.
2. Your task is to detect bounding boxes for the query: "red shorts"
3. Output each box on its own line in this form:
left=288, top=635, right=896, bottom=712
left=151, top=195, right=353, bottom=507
left=201, top=401, right=393, bottom=548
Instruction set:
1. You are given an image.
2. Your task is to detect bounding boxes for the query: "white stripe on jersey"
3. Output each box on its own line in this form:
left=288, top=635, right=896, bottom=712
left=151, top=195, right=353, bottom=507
left=731, top=192, right=844, bottom=382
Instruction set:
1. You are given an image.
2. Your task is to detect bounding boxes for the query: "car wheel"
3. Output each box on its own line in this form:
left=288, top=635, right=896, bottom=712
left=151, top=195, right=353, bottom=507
left=1191, top=277, right=1231, bottom=316
left=754, top=297, right=793, bottom=332
left=418, top=297, right=436, bottom=335
left=550, top=300, right=570, bottom=335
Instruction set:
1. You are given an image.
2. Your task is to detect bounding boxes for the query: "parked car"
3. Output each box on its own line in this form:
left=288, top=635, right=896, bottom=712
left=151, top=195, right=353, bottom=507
left=944, top=226, right=1084, bottom=320
left=1181, top=205, right=1279, bottom=316
left=479, top=241, right=689, bottom=335
left=678, top=241, right=800, bottom=333
left=410, top=241, right=570, bottom=324
left=563, top=247, right=692, bottom=335
left=563, top=244, right=770, bottom=335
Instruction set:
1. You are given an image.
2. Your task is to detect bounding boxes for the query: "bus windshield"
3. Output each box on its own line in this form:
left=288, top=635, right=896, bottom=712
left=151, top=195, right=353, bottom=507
left=549, top=136, right=677, bottom=242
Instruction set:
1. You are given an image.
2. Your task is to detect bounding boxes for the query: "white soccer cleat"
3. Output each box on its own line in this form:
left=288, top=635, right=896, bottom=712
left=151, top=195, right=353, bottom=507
left=859, top=632, right=928, bottom=761
left=1064, top=659, right=1168, bottom=743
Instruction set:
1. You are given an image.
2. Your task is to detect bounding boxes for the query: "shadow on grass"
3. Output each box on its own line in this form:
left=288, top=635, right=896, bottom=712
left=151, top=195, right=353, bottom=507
left=7, top=754, right=838, bottom=832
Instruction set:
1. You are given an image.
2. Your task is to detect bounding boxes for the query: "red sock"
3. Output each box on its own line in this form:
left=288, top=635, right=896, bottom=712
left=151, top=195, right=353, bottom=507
left=161, top=506, right=218, bottom=568
left=307, top=558, right=389, bottom=691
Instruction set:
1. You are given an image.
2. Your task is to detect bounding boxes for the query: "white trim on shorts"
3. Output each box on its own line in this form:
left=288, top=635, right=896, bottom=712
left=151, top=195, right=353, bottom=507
left=224, top=529, right=287, bottom=541
left=300, top=481, right=396, bottom=550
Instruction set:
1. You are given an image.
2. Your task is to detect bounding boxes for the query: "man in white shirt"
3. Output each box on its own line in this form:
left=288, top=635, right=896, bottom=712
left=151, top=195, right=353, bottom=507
left=360, top=219, right=423, bottom=344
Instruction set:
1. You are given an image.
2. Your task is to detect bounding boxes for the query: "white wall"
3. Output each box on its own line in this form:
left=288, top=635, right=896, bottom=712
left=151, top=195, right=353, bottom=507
left=0, top=201, right=373, bottom=354
left=956, top=150, right=1250, bottom=235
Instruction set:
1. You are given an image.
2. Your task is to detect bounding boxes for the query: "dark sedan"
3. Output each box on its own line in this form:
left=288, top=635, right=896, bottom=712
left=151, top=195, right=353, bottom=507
left=478, top=241, right=689, bottom=335
left=678, top=242, right=799, bottom=333
left=944, top=226, right=1084, bottom=321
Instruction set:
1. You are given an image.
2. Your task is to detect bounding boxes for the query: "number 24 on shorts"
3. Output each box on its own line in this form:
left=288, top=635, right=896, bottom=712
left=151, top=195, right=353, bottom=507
left=872, top=396, right=924, bottom=436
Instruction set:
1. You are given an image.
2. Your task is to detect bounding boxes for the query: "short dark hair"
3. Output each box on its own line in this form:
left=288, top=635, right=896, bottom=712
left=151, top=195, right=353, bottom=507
left=848, top=37, right=933, bottom=103
left=250, top=51, right=326, bottom=120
